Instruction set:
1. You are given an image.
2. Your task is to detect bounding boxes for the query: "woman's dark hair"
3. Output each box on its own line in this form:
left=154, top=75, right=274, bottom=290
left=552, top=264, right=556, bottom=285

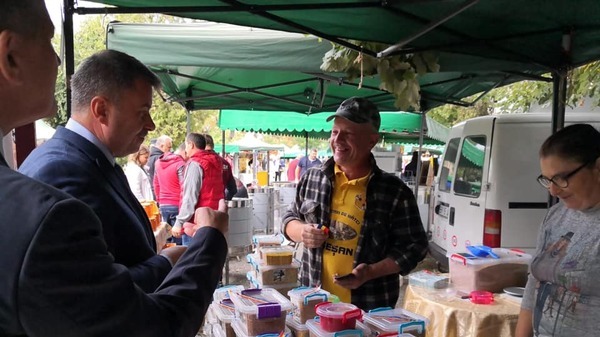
left=539, top=124, right=600, bottom=163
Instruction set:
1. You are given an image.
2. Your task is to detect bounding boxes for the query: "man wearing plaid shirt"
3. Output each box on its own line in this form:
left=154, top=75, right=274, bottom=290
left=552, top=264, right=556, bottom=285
left=282, top=97, right=429, bottom=310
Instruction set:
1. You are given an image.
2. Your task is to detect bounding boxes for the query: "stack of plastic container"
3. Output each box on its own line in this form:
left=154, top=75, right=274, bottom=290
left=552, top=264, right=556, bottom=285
left=208, top=285, right=245, bottom=337
left=246, top=245, right=299, bottom=296
left=229, top=288, right=294, bottom=337
left=247, top=234, right=299, bottom=295
left=304, top=302, right=365, bottom=337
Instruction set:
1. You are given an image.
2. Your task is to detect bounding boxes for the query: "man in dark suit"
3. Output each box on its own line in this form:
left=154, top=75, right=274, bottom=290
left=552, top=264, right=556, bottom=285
left=0, top=1, right=229, bottom=336
left=19, top=49, right=185, bottom=292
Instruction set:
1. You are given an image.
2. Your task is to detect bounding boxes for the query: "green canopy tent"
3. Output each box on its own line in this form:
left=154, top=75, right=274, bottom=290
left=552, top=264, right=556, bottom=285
left=80, top=0, right=600, bottom=126
left=218, top=109, right=449, bottom=146
left=105, top=22, right=546, bottom=113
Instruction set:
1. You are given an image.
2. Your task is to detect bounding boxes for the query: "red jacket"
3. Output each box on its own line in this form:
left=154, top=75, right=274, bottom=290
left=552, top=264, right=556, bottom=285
left=188, top=150, right=224, bottom=211
left=153, top=153, right=185, bottom=206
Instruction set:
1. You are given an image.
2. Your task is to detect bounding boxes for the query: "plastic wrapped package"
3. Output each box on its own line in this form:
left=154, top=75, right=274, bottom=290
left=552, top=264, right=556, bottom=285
left=448, top=248, right=531, bottom=293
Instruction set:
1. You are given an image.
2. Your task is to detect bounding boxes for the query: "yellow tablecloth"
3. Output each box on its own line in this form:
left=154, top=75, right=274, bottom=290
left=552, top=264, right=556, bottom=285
left=402, top=285, right=521, bottom=337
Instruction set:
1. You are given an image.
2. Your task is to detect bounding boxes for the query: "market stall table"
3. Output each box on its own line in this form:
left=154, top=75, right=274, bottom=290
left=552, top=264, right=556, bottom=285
left=402, top=284, right=521, bottom=337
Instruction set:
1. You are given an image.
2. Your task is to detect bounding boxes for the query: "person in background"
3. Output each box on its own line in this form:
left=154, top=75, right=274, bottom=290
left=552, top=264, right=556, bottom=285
left=403, top=151, right=419, bottom=179
left=154, top=141, right=187, bottom=245
left=282, top=97, right=428, bottom=311
left=124, top=144, right=154, bottom=201
left=296, top=148, right=322, bottom=181
left=516, top=124, right=600, bottom=337
left=203, top=134, right=237, bottom=200
left=174, top=133, right=225, bottom=245
left=175, top=142, right=188, bottom=160
left=148, top=134, right=172, bottom=183
left=287, top=154, right=302, bottom=182
left=233, top=177, right=249, bottom=198
left=20, top=49, right=184, bottom=292
left=0, top=2, right=228, bottom=335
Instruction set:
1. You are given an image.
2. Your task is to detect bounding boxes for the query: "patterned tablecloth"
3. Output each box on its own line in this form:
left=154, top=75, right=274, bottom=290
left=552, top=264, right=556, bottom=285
left=402, top=284, right=522, bottom=337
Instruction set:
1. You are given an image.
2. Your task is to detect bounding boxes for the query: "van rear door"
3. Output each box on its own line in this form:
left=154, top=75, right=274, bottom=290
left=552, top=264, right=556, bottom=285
left=429, top=134, right=461, bottom=265
left=446, top=118, right=492, bottom=256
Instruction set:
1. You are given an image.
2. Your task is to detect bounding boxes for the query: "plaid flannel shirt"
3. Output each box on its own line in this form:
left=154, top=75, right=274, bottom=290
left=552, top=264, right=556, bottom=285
left=282, top=156, right=429, bottom=310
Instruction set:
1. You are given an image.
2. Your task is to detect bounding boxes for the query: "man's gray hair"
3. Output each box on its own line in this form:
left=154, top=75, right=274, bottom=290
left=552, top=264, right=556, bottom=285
left=155, top=135, right=172, bottom=147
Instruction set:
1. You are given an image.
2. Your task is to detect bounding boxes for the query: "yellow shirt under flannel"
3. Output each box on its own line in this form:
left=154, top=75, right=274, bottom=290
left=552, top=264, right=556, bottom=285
left=322, top=165, right=370, bottom=302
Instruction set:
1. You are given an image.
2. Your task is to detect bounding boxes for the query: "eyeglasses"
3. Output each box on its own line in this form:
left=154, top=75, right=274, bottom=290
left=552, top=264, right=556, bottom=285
left=537, top=160, right=593, bottom=189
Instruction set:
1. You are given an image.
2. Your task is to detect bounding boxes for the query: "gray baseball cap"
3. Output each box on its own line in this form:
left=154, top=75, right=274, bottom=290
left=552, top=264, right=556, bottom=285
left=326, top=97, right=381, bottom=131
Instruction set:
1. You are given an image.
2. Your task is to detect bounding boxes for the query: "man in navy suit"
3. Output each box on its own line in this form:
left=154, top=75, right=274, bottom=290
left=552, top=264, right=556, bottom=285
left=19, top=49, right=186, bottom=292
left=0, top=1, right=228, bottom=335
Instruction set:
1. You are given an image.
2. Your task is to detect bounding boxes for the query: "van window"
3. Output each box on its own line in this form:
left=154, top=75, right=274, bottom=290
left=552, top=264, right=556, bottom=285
left=454, top=136, right=486, bottom=197
left=438, top=137, right=460, bottom=192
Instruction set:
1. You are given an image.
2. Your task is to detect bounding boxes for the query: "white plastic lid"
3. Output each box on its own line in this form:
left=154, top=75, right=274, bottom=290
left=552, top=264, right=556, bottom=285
left=305, top=319, right=363, bottom=337
left=287, top=286, right=330, bottom=305
left=363, top=308, right=428, bottom=335
left=252, top=234, right=285, bottom=245
left=232, top=318, right=292, bottom=337
left=315, top=302, right=361, bottom=319
left=229, top=288, right=294, bottom=316
left=213, top=284, right=245, bottom=302
left=212, top=299, right=236, bottom=323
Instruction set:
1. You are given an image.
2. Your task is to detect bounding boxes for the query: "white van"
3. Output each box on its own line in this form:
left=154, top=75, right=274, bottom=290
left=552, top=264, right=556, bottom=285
left=428, top=113, right=600, bottom=270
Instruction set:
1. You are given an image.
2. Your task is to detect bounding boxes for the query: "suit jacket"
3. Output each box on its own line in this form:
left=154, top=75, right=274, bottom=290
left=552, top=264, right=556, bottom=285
left=19, top=127, right=169, bottom=292
left=0, top=154, right=228, bottom=336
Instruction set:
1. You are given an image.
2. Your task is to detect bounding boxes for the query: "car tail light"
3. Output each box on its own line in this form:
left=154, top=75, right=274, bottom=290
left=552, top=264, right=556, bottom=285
left=483, top=209, right=501, bottom=247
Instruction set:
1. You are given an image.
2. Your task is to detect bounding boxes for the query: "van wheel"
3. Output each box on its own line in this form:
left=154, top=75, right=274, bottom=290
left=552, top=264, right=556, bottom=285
left=436, top=261, right=449, bottom=273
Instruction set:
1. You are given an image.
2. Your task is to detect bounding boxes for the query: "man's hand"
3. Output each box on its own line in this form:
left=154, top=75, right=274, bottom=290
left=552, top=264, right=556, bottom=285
left=333, top=263, right=371, bottom=290
left=301, top=224, right=328, bottom=248
left=159, top=246, right=187, bottom=266
left=190, top=199, right=229, bottom=236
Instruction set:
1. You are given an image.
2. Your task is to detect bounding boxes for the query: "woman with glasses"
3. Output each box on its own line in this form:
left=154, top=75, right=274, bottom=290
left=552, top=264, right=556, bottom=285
left=516, top=124, right=600, bottom=337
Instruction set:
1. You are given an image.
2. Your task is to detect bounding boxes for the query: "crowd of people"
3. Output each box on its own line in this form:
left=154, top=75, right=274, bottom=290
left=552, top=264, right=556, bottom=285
left=1, top=1, right=599, bottom=336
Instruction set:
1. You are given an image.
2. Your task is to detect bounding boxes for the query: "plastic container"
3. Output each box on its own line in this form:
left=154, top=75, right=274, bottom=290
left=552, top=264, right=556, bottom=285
left=448, top=248, right=531, bottom=293
left=229, top=288, right=294, bottom=336
left=247, top=253, right=300, bottom=285
left=212, top=299, right=237, bottom=337
left=286, top=314, right=309, bottom=337
left=362, top=307, right=428, bottom=337
left=247, top=271, right=299, bottom=297
left=232, top=317, right=292, bottom=337
left=315, top=302, right=362, bottom=332
left=288, top=286, right=331, bottom=324
left=212, top=322, right=226, bottom=337
left=468, top=290, right=494, bottom=304
left=261, top=246, right=295, bottom=265
left=253, top=234, right=284, bottom=250
left=408, top=270, right=449, bottom=289
left=305, top=318, right=363, bottom=337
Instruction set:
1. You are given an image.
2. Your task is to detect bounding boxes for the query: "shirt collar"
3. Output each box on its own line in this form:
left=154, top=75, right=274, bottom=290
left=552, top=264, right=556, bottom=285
left=66, top=118, right=116, bottom=165
left=334, top=164, right=370, bottom=185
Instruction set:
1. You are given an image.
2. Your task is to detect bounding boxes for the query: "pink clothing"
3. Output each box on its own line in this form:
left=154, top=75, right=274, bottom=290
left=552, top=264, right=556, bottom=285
left=287, top=158, right=300, bottom=181
left=153, top=153, right=185, bottom=206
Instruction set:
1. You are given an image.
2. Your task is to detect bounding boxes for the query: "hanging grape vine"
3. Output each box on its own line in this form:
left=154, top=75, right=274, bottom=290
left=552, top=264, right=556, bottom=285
left=320, top=41, right=439, bottom=111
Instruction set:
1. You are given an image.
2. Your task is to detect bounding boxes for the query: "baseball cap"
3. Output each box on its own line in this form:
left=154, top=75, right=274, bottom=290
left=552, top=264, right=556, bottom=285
left=326, top=97, right=381, bottom=131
